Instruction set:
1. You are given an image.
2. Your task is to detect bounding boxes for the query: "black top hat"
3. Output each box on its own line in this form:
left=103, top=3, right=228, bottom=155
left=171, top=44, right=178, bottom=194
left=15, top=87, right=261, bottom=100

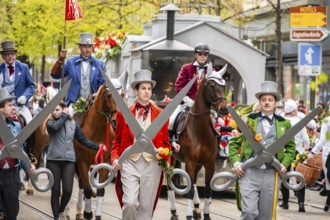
left=0, top=40, right=17, bottom=54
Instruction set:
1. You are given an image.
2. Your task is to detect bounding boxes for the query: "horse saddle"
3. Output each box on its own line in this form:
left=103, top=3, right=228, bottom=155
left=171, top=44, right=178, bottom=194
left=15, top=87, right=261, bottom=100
left=73, top=112, right=88, bottom=127
left=173, top=107, right=189, bottom=138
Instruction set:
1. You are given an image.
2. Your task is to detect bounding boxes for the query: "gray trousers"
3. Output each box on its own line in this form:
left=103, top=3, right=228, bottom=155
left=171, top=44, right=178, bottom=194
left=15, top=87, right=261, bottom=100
left=121, top=157, right=162, bottom=220
left=238, top=167, right=276, bottom=220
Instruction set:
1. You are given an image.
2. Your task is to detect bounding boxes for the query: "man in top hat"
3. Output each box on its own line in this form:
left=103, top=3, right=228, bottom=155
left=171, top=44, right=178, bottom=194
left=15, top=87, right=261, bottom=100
left=0, top=40, right=36, bottom=124
left=229, top=81, right=295, bottom=220
left=0, top=87, right=35, bottom=220
left=111, top=70, right=171, bottom=220
left=50, top=32, right=105, bottom=116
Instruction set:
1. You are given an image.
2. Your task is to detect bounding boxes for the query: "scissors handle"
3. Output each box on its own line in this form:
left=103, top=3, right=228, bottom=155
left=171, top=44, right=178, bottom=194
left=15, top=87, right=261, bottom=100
left=167, top=168, right=192, bottom=195
left=89, top=163, right=116, bottom=189
left=281, top=171, right=305, bottom=191
left=210, top=171, right=237, bottom=191
left=29, top=168, right=54, bottom=192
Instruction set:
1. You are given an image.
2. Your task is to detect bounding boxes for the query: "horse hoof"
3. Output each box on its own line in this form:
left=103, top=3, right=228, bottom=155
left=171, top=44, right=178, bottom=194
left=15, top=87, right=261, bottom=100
left=95, top=216, right=101, bottom=220
left=203, top=213, right=211, bottom=220
left=75, top=214, right=83, bottom=220
left=83, top=211, right=93, bottom=220
left=171, top=214, right=179, bottom=220
left=26, top=189, right=33, bottom=195
left=186, top=216, right=193, bottom=220
left=20, top=182, right=25, bottom=191
left=193, top=210, right=201, bottom=220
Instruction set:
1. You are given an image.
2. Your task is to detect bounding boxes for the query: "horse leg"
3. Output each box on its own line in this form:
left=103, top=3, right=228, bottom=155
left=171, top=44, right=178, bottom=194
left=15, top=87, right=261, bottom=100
left=95, top=188, right=105, bottom=220
left=193, top=165, right=202, bottom=220
left=76, top=188, right=84, bottom=220
left=203, top=162, right=215, bottom=220
left=83, top=188, right=93, bottom=220
left=168, top=189, right=179, bottom=220
left=185, top=162, right=197, bottom=220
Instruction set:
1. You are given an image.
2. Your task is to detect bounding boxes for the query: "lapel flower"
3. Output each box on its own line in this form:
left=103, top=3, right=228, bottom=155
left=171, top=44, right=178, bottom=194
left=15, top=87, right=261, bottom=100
left=255, top=133, right=262, bottom=142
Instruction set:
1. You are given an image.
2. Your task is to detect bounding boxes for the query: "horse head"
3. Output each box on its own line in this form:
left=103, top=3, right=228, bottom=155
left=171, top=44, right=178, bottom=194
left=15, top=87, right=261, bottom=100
left=197, top=64, right=227, bottom=111
left=93, top=83, right=117, bottom=122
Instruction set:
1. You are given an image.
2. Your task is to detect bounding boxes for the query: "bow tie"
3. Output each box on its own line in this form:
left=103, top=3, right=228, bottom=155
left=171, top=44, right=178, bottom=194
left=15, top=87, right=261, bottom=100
left=260, top=115, right=273, bottom=124
left=80, top=56, right=92, bottom=63
left=136, top=102, right=150, bottom=121
left=197, top=65, right=206, bottom=70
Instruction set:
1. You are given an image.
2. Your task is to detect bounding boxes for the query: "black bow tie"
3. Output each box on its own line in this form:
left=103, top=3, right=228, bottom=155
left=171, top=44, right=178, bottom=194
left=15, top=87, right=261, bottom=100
left=261, top=115, right=272, bottom=123
left=198, top=65, right=206, bottom=70
left=80, top=56, right=92, bottom=63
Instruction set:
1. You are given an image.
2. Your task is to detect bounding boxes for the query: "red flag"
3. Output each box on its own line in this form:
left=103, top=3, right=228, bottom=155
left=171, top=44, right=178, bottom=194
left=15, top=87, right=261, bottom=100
left=65, top=0, right=83, bottom=21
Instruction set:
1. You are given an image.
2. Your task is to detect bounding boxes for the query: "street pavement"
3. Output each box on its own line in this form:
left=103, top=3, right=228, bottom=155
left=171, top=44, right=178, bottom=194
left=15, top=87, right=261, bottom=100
left=17, top=174, right=330, bottom=220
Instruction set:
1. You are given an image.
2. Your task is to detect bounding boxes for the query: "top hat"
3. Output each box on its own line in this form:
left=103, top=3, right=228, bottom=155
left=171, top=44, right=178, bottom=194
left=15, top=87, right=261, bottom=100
left=0, top=88, right=16, bottom=105
left=0, top=40, right=17, bottom=54
left=77, top=33, right=95, bottom=45
left=131, top=70, right=156, bottom=90
left=255, top=81, right=281, bottom=101
left=284, top=99, right=298, bottom=113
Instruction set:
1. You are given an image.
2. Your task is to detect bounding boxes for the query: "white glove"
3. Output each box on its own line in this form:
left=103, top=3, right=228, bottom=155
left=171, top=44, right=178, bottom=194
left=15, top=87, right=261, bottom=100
left=17, top=96, right=27, bottom=105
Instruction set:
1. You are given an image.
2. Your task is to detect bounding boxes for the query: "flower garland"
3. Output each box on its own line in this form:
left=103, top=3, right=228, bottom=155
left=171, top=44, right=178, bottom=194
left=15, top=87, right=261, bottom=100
left=92, top=32, right=126, bottom=63
left=156, top=147, right=174, bottom=190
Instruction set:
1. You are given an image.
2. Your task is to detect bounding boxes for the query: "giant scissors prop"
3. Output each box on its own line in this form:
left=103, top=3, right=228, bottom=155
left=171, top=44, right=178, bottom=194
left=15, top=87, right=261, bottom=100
left=0, top=80, right=71, bottom=192
left=210, top=105, right=320, bottom=192
left=89, top=70, right=195, bottom=195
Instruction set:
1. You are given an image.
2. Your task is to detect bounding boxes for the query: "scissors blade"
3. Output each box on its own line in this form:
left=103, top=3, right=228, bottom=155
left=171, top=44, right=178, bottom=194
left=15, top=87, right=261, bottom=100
left=227, top=106, right=264, bottom=154
left=0, top=116, right=15, bottom=145
left=100, top=68, right=143, bottom=138
left=266, top=106, right=320, bottom=156
left=144, top=74, right=197, bottom=141
left=16, top=80, right=72, bottom=145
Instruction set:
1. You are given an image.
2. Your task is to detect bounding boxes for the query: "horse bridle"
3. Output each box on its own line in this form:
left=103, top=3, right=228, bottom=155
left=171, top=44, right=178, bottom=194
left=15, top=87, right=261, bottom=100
left=189, top=79, right=225, bottom=116
left=92, top=89, right=117, bottom=121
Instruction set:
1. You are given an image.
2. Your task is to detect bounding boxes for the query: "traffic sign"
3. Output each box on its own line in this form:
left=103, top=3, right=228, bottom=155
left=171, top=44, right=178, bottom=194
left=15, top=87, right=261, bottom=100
left=290, top=28, right=329, bottom=41
left=298, top=43, right=322, bottom=76
left=290, top=6, right=327, bottom=27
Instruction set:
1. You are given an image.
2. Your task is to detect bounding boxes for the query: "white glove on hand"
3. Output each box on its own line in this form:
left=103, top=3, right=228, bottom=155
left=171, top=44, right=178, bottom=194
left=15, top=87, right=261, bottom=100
left=17, top=96, right=27, bottom=105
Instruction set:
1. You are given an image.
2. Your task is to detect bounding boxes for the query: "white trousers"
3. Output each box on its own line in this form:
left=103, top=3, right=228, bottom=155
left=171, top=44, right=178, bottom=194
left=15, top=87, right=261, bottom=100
left=15, top=105, right=32, bottom=124
left=120, top=157, right=162, bottom=220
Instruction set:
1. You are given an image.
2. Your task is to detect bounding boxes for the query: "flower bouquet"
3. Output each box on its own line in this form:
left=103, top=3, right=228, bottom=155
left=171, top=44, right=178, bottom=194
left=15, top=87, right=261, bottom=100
left=72, top=97, right=88, bottom=113
left=92, top=32, right=126, bottom=63
left=291, top=153, right=307, bottom=168
left=156, top=147, right=174, bottom=190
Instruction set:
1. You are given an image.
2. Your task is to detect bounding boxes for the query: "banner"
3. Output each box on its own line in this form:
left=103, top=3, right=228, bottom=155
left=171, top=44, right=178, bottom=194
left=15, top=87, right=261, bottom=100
left=65, top=0, right=83, bottom=21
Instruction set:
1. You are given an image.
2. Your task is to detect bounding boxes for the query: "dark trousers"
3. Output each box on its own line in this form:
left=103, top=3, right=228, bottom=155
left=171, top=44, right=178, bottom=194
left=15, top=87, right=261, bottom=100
left=281, top=164, right=305, bottom=204
left=0, top=167, right=20, bottom=220
left=326, top=154, right=330, bottom=205
left=46, top=160, right=75, bottom=219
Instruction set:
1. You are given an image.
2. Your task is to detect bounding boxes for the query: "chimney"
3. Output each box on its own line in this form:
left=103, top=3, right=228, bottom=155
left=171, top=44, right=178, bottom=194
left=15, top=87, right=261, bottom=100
left=160, top=4, right=180, bottom=41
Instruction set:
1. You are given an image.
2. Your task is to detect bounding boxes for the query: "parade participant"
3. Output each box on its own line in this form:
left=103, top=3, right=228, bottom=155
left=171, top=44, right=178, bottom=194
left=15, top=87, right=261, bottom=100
left=308, top=114, right=330, bottom=212
left=34, top=97, right=45, bottom=116
left=0, top=88, right=35, bottom=220
left=169, top=42, right=211, bottom=146
left=298, top=99, right=307, bottom=114
left=46, top=102, right=105, bottom=220
left=50, top=32, right=105, bottom=116
left=229, top=81, right=295, bottom=220
left=111, top=70, right=171, bottom=220
left=0, top=40, right=36, bottom=124
left=280, top=99, right=310, bottom=212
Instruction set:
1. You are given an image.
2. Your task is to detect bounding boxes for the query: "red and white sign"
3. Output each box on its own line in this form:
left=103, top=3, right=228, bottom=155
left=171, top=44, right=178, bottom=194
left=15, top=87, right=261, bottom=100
left=290, top=28, right=329, bottom=42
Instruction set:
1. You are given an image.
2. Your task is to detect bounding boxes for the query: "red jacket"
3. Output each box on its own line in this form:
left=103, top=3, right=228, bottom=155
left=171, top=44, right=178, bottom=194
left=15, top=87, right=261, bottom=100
left=175, top=63, right=206, bottom=100
left=111, top=101, right=171, bottom=210
left=111, top=102, right=171, bottom=162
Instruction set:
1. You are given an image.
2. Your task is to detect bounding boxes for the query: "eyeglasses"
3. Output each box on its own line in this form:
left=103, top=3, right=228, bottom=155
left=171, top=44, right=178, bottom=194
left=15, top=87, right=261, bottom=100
left=3, top=52, right=16, bottom=57
left=197, top=52, right=208, bottom=57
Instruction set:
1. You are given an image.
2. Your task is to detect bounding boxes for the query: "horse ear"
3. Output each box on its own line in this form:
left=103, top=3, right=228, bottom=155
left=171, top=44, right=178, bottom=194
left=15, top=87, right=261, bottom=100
left=218, top=64, right=227, bottom=78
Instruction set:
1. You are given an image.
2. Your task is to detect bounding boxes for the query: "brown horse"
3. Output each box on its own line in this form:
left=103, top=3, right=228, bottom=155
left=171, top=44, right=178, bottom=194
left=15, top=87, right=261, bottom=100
left=171, top=68, right=226, bottom=220
left=32, top=84, right=117, bottom=219
left=73, top=83, right=117, bottom=220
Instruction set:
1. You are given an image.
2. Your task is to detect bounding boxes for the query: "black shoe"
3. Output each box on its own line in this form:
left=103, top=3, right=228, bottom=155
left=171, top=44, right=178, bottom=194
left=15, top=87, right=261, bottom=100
left=298, top=203, right=305, bottom=212
left=320, top=188, right=327, bottom=196
left=279, top=203, right=289, bottom=209
left=324, top=204, right=329, bottom=212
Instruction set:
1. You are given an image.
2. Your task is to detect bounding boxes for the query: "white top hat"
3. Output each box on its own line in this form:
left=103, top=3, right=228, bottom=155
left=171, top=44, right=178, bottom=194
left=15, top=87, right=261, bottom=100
left=284, top=99, right=298, bottom=113
left=131, top=70, right=156, bottom=89
left=77, top=33, right=95, bottom=45
left=0, top=88, right=15, bottom=105
left=255, top=81, right=281, bottom=101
